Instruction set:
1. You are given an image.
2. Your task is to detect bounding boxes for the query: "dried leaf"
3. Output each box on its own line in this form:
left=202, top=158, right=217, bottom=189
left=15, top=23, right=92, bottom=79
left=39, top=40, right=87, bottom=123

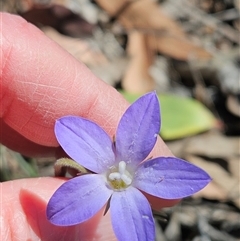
left=184, top=131, right=239, bottom=159
left=96, top=0, right=212, bottom=60
left=187, top=155, right=240, bottom=208
left=122, top=31, right=155, bottom=94
left=42, top=26, right=108, bottom=66
left=228, top=157, right=240, bottom=181
left=147, top=35, right=212, bottom=61
left=226, top=95, right=240, bottom=117
left=193, top=181, right=228, bottom=201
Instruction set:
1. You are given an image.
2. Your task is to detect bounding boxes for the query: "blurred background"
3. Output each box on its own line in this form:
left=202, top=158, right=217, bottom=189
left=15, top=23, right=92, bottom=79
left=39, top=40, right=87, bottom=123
left=1, top=0, right=240, bottom=240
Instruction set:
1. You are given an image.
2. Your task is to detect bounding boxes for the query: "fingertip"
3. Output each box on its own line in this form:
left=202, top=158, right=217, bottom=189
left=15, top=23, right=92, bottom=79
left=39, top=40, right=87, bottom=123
left=2, top=177, right=117, bottom=241
left=1, top=12, right=128, bottom=148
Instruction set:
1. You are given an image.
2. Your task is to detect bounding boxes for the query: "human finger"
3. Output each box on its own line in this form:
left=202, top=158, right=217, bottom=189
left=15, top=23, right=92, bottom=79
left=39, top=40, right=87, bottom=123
left=1, top=177, right=117, bottom=241
left=1, top=12, right=126, bottom=155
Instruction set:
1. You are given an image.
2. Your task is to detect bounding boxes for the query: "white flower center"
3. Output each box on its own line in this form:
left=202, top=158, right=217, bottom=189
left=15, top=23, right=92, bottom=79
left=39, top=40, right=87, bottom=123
left=108, top=161, right=133, bottom=190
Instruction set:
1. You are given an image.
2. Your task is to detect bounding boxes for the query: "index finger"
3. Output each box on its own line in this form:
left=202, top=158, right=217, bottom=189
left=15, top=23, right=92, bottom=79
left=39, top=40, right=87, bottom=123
left=1, top=12, right=127, bottom=148
left=0, top=13, right=172, bottom=159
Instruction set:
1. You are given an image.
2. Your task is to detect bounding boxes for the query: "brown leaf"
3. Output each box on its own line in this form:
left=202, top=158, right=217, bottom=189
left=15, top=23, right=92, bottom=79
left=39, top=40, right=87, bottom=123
left=184, top=130, right=239, bottom=159
left=193, top=181, right=228, bottom=201
left=96, top=0, right=212, bottom=60
left=42, top=26, right=108, bottom=66
left=122, top=31, right=156, bottom=93
left=147, top=35, right=212, bottom=61
left=226, top=95, right=240, bottom=117
left=187, top=154, right=240, bottom=208
left=228, top=157, right=240, bottom=181
left=96, top=0, right=129, bottom=16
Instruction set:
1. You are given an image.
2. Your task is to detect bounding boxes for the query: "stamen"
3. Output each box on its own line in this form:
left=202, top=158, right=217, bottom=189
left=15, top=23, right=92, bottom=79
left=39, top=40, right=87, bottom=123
left=109, top=172, right=121, bottom=180
left=121, top=174, right=132, bottom=185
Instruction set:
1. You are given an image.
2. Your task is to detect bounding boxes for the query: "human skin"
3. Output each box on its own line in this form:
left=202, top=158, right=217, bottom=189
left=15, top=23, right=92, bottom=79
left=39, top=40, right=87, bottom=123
left=0, top=13, right=179, bottom=241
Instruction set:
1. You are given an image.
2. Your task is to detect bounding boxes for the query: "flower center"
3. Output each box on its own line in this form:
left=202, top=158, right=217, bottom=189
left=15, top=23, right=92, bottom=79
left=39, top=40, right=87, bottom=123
left=107, top=161, right=133, bottom=190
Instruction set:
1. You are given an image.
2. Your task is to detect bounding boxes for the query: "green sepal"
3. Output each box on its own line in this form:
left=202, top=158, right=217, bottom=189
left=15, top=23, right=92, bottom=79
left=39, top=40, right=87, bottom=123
left=54, top=158, right=89, bottom=177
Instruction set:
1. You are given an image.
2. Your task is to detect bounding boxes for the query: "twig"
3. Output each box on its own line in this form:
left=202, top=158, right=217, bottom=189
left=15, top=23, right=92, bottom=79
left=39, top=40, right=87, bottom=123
left=155, top=219, right=167, bottom=241
left=211, top=8, right=240, bottom=21
left=168, top=0, right=239, bottom=44
left=198, top=214, right=238, bottom=241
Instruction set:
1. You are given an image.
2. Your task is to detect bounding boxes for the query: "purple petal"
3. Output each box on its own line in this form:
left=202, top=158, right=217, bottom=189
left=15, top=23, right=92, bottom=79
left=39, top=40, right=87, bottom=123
left=47, top=174, right=113, bottom=225
left=55, top=116, right=115, bottom=173
left=115, top=92, right=160, bottom=167
left=134, top=157, right=212, bottom=199
left=110, top=187, right=155, bottom=241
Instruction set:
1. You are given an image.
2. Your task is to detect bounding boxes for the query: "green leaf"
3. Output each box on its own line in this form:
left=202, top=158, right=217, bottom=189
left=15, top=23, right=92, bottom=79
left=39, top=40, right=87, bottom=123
left=120, top=91, right=216, bottom=140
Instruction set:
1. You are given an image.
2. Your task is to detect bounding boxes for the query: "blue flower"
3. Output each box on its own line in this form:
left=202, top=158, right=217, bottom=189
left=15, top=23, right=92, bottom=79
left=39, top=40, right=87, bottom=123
left=47, top=92, right=211, bottom=241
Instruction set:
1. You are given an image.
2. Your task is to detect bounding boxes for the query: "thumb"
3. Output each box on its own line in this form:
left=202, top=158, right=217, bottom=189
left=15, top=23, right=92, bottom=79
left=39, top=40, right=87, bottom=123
left=1, top=178, right=117, bottom=241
